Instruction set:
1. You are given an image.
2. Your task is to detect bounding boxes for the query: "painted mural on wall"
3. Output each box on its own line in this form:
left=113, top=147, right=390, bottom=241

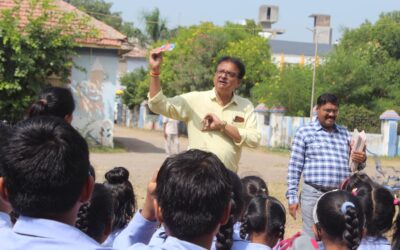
left=70, top=50, right=118, bottom=147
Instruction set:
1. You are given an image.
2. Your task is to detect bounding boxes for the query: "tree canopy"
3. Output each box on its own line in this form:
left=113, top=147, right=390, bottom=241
left=0, top=0, right=92, bottom=122
left=318, top=11, right=400, bottom=131
left=121, top=21, right=276, bottom=109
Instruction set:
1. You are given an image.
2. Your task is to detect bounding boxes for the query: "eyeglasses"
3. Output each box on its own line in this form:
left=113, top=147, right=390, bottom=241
left=216, top=69, right=238, bottom=78
left=322, top=108, right=339, bottom=114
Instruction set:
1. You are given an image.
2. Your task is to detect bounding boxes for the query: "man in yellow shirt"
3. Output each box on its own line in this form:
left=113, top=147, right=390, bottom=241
left=148, top=49, right=260, bottom=172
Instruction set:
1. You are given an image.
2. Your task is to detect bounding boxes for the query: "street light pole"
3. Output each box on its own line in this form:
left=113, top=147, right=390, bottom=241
left=310, top=31, right=319, bottom=120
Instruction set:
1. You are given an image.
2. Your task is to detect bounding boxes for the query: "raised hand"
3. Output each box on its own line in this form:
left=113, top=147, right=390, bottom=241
left=149, top=49, right=163, bottom=72
left=201, top=113, right=225, bottom=131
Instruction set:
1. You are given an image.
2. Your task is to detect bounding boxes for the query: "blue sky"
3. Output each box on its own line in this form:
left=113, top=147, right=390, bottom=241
left=109, top=0, right=400, bottom=43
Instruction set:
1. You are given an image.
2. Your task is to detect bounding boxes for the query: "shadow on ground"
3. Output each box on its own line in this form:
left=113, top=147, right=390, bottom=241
left=114, top=136, right=165, bottom=153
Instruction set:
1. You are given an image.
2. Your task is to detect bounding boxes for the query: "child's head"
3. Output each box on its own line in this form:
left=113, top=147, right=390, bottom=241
left=341, top=172, right=395, bottom=237
left=216, top=170, right=244, bottom=250
left=241, top=175, right=269, bottom=210
left=155, top=149, right=232, bottom=242
left=0, top=116, right=92, bottom=219
left=313, top=190, right=364, bottom=250
left=104, top=166, right=136, bottom=231
left=240, top=195, right=286, bottom=248
left=76, top=183, right=114, bottom=243
left=27, top=86, right=75, bottom=123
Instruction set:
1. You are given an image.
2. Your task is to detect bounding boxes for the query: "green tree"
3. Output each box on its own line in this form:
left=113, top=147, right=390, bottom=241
left=218, top=36, right=277, bottom=98
left=318, top=10, right=400, bottom=131
left=157, top=21, right=273, bottom=97
left=252, top=64, right=313, bottom=116
left=0, top=0, right=92, bottom=122
left=120, top=67, right=148, bottom=108
left=142, top=7, right=169, bottom=43
left=121, top=21, right=275, bottom=109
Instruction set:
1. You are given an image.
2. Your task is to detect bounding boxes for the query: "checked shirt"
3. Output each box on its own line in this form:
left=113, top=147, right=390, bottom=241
left=286, top=121, right=364, bottom=204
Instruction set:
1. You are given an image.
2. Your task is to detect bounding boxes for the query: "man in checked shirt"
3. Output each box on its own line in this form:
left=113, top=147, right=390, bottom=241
left=286, top=93, right=366, bottom=238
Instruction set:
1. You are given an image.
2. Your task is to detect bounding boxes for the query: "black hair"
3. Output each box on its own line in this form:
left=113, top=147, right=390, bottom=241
left=156, top=149, right=231, bottom=241
left=216, top=56, right=246, bottom=79
left=2, top=116, right=90, bottom=216
left=9, top=210, right=19, bottom=225
left=316, top=93, right=339, bottom=107
left=315, top=190, right=364, bottom=250
left=89, top=165, right=96, bottom=181
left=104, top=166, right=136, bottom=231
left=0, top=122, right=12, bottom=177
left=216, top=170, right=244, bottom=250
left=342, top=172, right=397, bottom=238
left=76, top=183, right=114, bottom=243
left=240, top=195, right=286, bottom=246
left=241, top=176, right=269, bottom=212
left=27, top=86, right=75, bottom=119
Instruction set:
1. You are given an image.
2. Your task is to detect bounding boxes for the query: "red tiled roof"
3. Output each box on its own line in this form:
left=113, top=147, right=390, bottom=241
left=0, top=0, right=128, bottom=49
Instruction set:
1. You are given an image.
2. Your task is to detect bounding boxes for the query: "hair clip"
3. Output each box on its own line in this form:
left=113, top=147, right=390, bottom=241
left=351, top=188, right=358, bottom=196
left=261, top=188, right=266, bottom=192
left=340, top=201, right=355, bottom=214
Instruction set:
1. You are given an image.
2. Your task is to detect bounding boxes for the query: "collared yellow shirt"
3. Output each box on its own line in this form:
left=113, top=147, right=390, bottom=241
left=148, top=88, right=260, bottom=172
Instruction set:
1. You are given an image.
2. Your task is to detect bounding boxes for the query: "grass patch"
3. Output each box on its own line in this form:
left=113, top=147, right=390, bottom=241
left=89, top=140, right=127, bottom=153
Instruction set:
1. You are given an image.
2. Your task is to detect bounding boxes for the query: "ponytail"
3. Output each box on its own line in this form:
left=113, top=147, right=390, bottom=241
left=341, top=204, right=362, bottom=250
left=76, top=202, right=90, bottom=234
left=239, top=195, right=286, bottom=244
left=216, top=170, right=244, bottom=250
left=216, top=214, right=234, bottom=250
left=239, top=217, right=249, bottom=239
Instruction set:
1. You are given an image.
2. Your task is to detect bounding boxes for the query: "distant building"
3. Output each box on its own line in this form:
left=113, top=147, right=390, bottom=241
left=269, top=39, right=334, bottom=66
left=267, top=13, right=335, bottom=66
left=258, top=5, right=285, bottom=39
left=0, top=0, right=132, bottom=147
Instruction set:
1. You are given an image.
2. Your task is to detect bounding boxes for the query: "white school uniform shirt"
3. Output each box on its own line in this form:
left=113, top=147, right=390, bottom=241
left=232, top=242, right=273, bottom=250
left=0, top=215, right=110, bottom=250
left=102, top=228, right=123, bottom=247
left=113, top=211, right=158, bottom=249
left=0, top=211, right=12, bottom=229
left=128, top=235, right=206, bottom=250
left=357, top=236, right=391, bottom=250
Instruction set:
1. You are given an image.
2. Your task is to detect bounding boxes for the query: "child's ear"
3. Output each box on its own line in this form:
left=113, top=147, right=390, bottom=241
left=64, top=114, right=73, bottom=124
left=219, top=202, right=232, bottom=226
left=79, top=176, right=94, bottom=203
left=312, top=224, right=321, bottom=241
left=154, top=199, right=163, bottom=223
left=0, top=177, right=9, bottom=202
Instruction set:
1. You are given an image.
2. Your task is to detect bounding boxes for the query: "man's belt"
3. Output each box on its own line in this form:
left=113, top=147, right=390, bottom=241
left=305, top=182, right=337, bottom=193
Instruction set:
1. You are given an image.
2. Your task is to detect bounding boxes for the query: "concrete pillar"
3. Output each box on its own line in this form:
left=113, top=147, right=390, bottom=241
left=379, top=110, right=400, bottom=157
left=254, top=104, right=269, bottom=147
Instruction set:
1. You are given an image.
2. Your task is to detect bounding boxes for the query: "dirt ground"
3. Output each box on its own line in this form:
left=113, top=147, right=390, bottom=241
left=90, top=125, right=400, bottom=237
